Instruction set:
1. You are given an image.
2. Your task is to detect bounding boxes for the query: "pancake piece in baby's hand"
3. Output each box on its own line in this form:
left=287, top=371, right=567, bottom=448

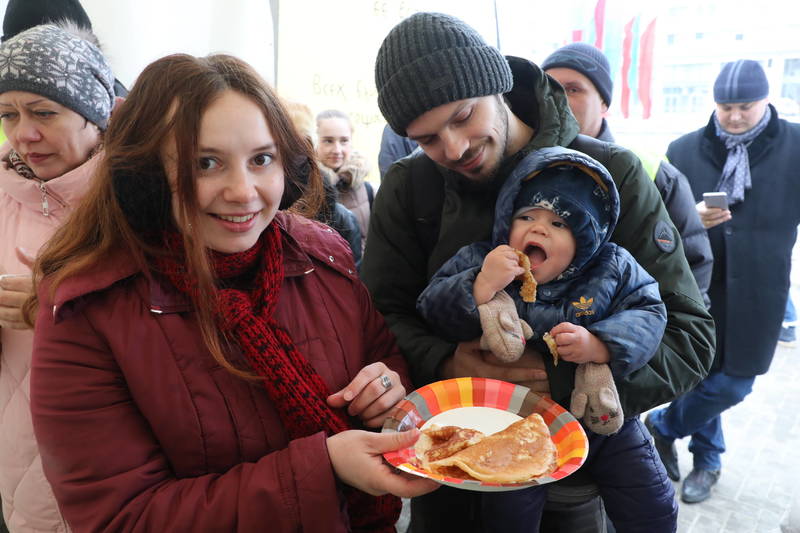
left=428, top=413, right=557, bottom=483
left=514, top=249, right=538, bottom=303
left=415, top=425, right=485, bottom=471
left=543, top=332, right=559, bottom=366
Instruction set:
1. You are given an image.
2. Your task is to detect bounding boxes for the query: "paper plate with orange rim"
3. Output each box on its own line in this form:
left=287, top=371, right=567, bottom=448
left=381, top=377, right=588, bottom=492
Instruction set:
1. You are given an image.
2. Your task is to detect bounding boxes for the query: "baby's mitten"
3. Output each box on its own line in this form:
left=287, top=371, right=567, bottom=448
left=570, top=363, right=623, bottom=435
left=478, top=290, right=533, bottom=362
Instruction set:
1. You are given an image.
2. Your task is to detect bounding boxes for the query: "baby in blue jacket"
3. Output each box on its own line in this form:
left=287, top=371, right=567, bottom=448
left=417, top=146, right=675, bottom=532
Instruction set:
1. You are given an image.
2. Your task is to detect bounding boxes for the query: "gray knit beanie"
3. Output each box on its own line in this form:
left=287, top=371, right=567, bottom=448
left=0, top=24, right=114, bottom=129
left=375, top=12, right=513, bottom=136
left=541, top=42, right=612, bottom=106
left=713, top=59, right=768, bottom=104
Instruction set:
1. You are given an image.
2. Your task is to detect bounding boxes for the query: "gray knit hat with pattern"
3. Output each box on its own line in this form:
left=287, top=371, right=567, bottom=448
left=0, top=24, right=114, bottom=129
left=375, top=12, right=513, bottom=136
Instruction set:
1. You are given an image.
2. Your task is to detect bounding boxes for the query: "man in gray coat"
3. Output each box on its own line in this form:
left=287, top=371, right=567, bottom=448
left=647, top=59, right=800, bottom=504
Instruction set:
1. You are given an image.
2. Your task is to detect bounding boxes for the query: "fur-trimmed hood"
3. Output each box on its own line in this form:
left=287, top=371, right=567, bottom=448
left=321, top=151, right=370, bottom=191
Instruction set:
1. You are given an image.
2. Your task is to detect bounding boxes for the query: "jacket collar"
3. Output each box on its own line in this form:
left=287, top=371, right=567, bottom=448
left=52, top=212, right=318, bottom=321
left=506, top=56, right=580, bottom=152
left=701, top=103, right=781, bottom=165
left=148, top=215, right=321, bottom=314
left=0, top=142, right=101, bottom=216
left=596, top=119, right=614, bottom=142
left=320, top=151, right=370, bottom=191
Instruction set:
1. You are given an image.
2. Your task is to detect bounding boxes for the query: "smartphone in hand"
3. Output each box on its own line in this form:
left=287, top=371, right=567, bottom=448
left=703, top=191, right=728, bottom=210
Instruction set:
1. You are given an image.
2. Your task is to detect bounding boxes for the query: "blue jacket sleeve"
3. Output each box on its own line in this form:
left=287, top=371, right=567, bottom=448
left=586, top=247, right=667, bottom=380
left=416, top=242, right=492, bottom=343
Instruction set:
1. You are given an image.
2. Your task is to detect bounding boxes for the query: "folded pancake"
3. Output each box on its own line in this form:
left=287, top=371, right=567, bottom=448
left=514, top=249, right=538, bottom=303
left=428, top=413, right=557, bottom=483
left=543, top=332, right=560, bottom=366
left=415, top=424, right=485, bottom=470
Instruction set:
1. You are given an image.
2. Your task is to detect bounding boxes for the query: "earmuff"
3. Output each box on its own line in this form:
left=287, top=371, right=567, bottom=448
left=112, top=165, right=173, bottom=235
left=279, top=155, right=311, bottom=210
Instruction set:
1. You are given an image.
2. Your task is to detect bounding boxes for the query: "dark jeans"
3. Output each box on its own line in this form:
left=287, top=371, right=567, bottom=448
left=648, top=370, right=755, bottom=471
left=785, top=296, right=796, bottom=324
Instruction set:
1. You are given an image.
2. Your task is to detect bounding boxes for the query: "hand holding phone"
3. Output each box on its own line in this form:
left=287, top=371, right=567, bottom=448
left=698, top=191, right=731, bottom=229
left=703, top=192, right=728, bottom=210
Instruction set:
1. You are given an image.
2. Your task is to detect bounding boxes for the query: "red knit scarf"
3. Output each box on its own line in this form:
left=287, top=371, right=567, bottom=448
left=157, top=223, right=400, bottom=532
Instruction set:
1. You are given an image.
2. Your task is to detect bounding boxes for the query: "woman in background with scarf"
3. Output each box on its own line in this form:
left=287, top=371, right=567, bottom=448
left=0, top=23, right=116, bottom=532
left=24, top=53, right=436, bottom=532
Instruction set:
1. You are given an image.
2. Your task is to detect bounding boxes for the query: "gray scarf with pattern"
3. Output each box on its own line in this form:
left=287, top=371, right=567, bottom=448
left=713, top=105, right=771, bottom=205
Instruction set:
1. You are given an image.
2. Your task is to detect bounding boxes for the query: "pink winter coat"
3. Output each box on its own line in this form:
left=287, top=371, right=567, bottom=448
left=31, top=212, right=409, bottom=532
left=0, top=143, right=99, bottom=532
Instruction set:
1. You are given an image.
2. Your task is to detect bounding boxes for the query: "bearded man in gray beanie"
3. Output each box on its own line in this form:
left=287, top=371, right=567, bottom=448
left=362, top=11, right=714, bottom=532
left=647, top=59, right=800, bottom=505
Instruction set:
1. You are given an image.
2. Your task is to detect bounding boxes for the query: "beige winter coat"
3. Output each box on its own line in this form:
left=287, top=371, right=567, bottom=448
left=321, top=151, right=372, bottom=252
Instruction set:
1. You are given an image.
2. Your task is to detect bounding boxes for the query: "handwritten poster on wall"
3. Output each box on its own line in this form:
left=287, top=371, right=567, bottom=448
left=276, top=0, right=496, bottom=185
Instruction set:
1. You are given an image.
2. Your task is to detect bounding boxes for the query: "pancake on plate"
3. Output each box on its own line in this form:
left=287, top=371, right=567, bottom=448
left=427, top=413, right=557, bottom=483
left=414, top=424, right=485, bottom=471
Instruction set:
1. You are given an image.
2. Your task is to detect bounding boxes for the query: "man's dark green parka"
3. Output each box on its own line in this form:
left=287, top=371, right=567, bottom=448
left=362, top=56, right=715, bottom=417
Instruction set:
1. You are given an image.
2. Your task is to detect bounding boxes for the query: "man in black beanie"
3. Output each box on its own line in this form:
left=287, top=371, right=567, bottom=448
left=363, top=11, right=714, bottom=532
left=542, top=43, right=713, bottom=309
left=541, top=42, right=613, bottom=139
left=647, top=59, right=800, bottom=504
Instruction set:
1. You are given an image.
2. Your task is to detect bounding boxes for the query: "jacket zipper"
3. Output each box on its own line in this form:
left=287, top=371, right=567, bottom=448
left=37, top=180, right=67, bottom=217
left=40, top=181, right=49, bottom=216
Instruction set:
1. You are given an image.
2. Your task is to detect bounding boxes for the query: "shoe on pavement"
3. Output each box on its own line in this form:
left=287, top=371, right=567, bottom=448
left=681, top=468, right=720, bottom=503
left=644, top=413, right=681, bottom=481
left=779, top=325, right=797, bottom=348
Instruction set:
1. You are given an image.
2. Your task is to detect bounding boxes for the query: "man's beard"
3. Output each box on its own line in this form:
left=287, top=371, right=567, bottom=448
left=463, top=95, right=509, bottom=189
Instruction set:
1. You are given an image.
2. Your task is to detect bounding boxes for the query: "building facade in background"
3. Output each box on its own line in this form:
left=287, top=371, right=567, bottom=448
left=658, top=2, right=800, bottom=121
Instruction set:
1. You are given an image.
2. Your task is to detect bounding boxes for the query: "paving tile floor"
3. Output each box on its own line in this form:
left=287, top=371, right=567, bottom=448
left=673, top=229, right=800, bottom=533
left=672, top=341, right=800, bottom=533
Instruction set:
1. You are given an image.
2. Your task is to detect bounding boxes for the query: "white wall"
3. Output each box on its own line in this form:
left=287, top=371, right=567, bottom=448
left=79, top=0, right=274, bottom=89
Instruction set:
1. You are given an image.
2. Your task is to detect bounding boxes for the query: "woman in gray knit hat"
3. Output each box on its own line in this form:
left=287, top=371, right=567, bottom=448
left=0, top=22, right=114, bottom=533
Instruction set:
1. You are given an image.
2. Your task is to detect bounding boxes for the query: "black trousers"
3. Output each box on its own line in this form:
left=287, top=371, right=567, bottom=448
left=408, top=418, right=676, bottom=533
left=0, top=496, right=8, bottom=533
left=408, top=485, right=606, bottom=533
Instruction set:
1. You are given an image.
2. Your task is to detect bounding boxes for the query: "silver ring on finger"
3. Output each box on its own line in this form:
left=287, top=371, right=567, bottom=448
left=378, top=374, right=392, bottom=391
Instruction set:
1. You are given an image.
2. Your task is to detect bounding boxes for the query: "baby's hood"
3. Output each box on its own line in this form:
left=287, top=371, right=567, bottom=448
left=493, top=146, right=620, bottom=279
